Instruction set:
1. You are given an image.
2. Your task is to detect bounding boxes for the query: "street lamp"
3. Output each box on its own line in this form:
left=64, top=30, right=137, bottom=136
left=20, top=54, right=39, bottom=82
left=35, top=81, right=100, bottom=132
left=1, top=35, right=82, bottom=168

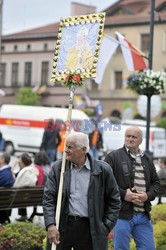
left=145, top=0, right=155, bottom=155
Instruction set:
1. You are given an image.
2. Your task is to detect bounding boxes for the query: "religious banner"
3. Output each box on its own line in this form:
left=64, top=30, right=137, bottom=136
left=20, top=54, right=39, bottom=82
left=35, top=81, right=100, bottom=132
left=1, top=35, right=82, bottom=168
left=50, top=13, right=105, bottom=250
left=51, top=12, right=105, bottom=83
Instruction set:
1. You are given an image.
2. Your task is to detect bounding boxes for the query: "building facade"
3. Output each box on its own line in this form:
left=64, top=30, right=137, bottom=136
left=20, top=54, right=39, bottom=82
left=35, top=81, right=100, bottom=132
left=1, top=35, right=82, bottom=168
left=0, top=0, right=166, bottom=118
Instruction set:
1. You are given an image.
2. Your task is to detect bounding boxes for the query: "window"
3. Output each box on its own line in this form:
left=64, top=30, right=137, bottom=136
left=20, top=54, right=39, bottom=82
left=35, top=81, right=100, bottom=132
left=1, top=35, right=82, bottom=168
left=41, top=61, right=49, bottom=85
left=11, top=62, right=19, bottom=86
left=1, top=45, right=5, bottom=52
left=0, top=63, right=6, bottom=86
left=27, top=44, right=31, bottom=51
left=24, top=62, right=32, bottom=86
left=14, top=45, right=18, bottom=51
left=114, top=71, right=123, bottom=89
left=44, top=43, right=48, bottom=50
left=141, top=34, right=149, bottom=52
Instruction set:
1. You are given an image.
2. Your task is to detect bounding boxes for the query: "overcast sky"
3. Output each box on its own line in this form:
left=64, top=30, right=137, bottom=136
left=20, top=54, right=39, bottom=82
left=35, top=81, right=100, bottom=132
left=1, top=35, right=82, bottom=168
left=2, top=0, right=117, bottom=35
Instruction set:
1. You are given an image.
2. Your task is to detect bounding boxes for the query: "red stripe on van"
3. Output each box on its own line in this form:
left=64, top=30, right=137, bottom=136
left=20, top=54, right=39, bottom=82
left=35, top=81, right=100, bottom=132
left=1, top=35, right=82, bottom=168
left=0, top=118, right=46, bottom=128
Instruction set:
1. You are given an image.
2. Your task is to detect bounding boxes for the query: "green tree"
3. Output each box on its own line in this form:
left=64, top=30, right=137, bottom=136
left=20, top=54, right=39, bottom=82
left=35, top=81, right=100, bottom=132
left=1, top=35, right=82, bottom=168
left=156, top=118, right=166, bottom=130
left=15, top=87, right=40, bottom=106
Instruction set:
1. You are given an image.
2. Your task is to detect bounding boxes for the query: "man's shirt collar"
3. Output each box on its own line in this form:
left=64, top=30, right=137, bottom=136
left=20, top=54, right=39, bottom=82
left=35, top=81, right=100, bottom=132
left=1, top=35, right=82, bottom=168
left=125, top=146, right=144, bottom=159
left=71, top=157, right=90, bottom=171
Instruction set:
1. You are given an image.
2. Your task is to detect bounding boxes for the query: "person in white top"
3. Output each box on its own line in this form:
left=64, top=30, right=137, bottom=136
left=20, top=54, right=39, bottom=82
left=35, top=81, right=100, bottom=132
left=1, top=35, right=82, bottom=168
left=14, top=153, right=39, bottom=221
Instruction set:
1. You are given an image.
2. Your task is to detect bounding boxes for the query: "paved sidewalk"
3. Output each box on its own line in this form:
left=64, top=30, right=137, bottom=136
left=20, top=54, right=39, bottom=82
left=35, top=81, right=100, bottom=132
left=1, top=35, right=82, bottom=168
left=10, top=206, right=45, bottom=226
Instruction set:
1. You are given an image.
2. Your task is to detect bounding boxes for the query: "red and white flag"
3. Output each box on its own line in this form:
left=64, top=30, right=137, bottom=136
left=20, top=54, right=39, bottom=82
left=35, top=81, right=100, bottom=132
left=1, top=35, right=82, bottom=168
left=95, top=34, right=119, bottom=84
left=115, top=31, right=146, bottom=71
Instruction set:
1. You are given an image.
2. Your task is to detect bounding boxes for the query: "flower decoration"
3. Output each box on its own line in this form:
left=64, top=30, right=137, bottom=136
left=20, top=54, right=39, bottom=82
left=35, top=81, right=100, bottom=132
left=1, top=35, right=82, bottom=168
left=127, top=69, right=166, bottom=95
left=62, top=73, right=84, bottom=88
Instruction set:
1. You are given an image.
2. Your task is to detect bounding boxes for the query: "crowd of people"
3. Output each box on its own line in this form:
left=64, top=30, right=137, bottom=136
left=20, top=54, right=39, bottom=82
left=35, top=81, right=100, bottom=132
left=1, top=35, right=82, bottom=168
left=0, top=150, right=51, bottom=223
left=0, top=125, right=165, bottom=250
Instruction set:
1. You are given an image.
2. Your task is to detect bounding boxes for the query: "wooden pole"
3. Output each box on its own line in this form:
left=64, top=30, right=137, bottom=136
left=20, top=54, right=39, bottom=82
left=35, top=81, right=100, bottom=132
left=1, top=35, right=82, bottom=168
left=52, top=84, right=75, bottom=250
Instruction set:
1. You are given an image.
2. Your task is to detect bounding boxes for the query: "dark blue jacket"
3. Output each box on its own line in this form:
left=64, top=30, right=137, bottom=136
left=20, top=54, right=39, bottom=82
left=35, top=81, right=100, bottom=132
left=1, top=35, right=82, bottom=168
left=0, top=167, right=15, bottom=187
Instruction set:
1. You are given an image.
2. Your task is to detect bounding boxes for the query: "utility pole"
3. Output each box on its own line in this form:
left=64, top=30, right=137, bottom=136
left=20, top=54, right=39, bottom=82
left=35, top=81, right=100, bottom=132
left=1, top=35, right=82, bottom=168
left=149, top=0, right=155, bottom=70
left=145, top=0, right=155, bottom=154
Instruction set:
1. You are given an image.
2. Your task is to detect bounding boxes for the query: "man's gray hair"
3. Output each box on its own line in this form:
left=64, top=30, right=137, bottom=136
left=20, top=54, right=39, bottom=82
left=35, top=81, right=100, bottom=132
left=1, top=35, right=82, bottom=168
left=67, top=132, right=89, bottom=153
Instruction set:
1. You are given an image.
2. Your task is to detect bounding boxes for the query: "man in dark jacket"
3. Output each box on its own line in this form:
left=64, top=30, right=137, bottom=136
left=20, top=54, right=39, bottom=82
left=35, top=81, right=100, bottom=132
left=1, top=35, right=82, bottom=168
left=43, top=132, right=121, bottom=250
left=105, top=126, right=160, bottom=250
left=0, top=152, right=15, bottom=224
left=41, top=119, right=61, bottom=164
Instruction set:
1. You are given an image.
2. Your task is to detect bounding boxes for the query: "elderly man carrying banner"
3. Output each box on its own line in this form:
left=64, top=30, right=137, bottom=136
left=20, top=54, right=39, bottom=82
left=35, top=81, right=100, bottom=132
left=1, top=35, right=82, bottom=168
left=43, top=132, right=121, bottom=250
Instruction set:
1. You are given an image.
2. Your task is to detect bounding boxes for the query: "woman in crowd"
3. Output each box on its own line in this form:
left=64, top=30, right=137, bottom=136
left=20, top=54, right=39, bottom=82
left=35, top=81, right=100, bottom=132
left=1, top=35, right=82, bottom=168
left=34, top=151, right=51, bottom=185
left=14, top=153, right=38, bottom=221
left=28, top=151, right=51, bottom=221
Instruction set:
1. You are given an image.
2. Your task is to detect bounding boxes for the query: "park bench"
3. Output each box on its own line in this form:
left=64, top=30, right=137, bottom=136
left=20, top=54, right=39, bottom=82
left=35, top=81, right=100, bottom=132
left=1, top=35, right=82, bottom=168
left=0, top=186, right=44, bottom=221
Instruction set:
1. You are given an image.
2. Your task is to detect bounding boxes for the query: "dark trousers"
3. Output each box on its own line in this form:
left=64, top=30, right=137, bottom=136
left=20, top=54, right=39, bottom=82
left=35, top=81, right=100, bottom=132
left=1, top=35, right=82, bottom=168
left=18, top=208, right=27, bottom=216
left=47, top=218, right=93, bottom=250
left=0, top=210, right=11, bottom=224
left=157, top=196, right=162, bottom=204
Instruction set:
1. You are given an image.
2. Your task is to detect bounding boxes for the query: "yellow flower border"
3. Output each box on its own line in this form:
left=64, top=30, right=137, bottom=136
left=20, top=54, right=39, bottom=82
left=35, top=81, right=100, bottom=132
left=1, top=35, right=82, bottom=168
left=51, top=12, right=105, bottom=83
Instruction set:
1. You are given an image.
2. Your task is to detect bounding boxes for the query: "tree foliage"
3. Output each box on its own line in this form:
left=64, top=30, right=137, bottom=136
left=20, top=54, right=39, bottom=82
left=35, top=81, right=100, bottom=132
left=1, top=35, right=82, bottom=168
left=15, top=87, right=40, bottom=106
left=156, top=118, right=166, bottom=130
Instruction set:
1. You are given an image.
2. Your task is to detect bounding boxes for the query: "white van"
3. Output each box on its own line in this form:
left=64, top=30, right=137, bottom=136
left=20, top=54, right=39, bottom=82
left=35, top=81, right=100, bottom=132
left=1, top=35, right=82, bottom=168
left=0, top=105, right=90, bottom=154
left=102, top=118, right=166, bottom=158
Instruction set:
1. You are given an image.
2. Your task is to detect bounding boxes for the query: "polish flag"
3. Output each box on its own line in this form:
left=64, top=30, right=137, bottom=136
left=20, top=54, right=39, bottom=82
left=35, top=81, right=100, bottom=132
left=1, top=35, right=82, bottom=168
left=115, top=31, right=146, bottom=71
left=95, top=34, right=119, bottom=84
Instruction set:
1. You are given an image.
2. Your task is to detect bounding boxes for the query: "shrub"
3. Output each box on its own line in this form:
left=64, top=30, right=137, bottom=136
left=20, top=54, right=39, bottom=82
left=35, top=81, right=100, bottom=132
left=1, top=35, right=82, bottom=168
left=156, top=118, right=166, bottom=129
left=108, top=231, right=114, bottom=249
left=151, top=204, right=166, bottom=224
left=154, top=220, right=166, bottom=250
left=130, top=238, right=136, bottom=250
left=0, top=222, right=46, bottom=250
left=42, top=237, right=46, bottom=250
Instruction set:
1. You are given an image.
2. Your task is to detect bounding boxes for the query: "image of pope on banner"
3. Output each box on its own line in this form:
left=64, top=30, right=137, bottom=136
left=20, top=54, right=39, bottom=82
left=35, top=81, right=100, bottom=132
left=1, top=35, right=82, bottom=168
left=51, top=13, right=105, bottom=81
left=57, top=23, right=99, bottom=71
left=66, top=26, right=93, bottom=69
